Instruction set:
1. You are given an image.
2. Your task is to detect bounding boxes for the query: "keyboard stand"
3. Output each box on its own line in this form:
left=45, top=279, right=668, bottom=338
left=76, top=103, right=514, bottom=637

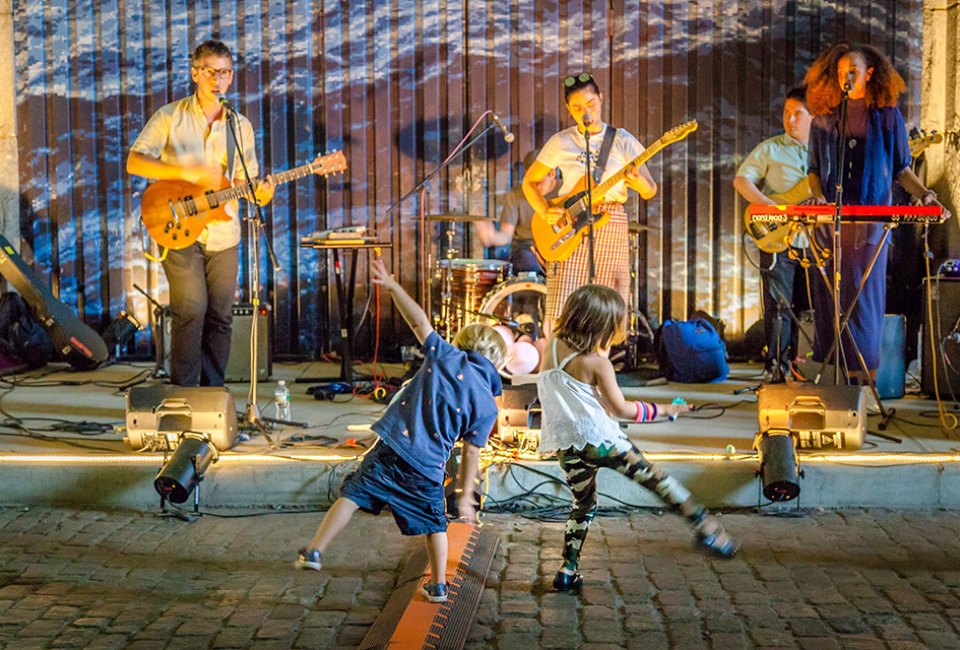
left=297, top=240, right=390, bottom=386
left=802, top=221, right=898, bottom=435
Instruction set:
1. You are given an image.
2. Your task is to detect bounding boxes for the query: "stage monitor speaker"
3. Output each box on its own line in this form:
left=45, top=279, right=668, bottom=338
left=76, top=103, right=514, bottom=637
left=125, top=383, right=238, bottom=451
left=0, top=236, right=107, bottom=369
left=921, top=278, right=960, bottom=398
left=225, top=303, right=271, bottom=382
left=757, top=383, right=866, bottom=451
left=163, top=303, right=271, bottom=382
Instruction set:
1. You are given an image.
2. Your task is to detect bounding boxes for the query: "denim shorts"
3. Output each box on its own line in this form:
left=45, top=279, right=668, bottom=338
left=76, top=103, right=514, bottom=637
left=340, top=441, right=447, bottom=536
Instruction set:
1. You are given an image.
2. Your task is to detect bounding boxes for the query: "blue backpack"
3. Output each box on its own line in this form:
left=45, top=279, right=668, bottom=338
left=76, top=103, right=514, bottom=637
left=657, top=317, right=729, bottom=383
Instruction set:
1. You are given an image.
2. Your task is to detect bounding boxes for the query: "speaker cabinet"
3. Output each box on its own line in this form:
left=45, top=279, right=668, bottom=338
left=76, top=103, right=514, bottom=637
left=757, top=383, right=866, bottom=450
left=163, top=303, right=271, bottom=382
left=225, top=304, right=272, bottom=382
left=125, top=384, right=238, bottom=451
left=922, top=278, right=960, bottom=398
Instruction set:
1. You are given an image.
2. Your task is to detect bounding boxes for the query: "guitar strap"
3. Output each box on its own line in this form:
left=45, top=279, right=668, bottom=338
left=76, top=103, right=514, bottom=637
left=592, top=126, right=618, bottom=186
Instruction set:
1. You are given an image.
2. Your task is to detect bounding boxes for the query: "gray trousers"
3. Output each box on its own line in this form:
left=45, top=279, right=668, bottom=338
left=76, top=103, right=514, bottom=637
left=161, top=243, right=239, bottom=387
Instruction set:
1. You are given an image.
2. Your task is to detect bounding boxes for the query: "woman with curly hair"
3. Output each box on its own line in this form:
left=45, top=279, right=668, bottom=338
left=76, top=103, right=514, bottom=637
left=803, top=43, right=949, bottom=383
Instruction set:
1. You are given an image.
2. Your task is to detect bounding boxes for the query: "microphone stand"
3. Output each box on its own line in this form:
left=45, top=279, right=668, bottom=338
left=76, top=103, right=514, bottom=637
left=830, top=85, right=851, bottom=385
left=133, top=283, right=168, bottom=379
left=381, top=121, right=504, bottom=309
left=223, top=106, right=288, bottom=442
left=582, top=119, right=597, bottom=283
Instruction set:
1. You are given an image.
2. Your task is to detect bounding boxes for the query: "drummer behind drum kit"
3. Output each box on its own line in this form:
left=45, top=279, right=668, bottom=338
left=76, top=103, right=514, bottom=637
left=427, top=213, right=548, bottom=375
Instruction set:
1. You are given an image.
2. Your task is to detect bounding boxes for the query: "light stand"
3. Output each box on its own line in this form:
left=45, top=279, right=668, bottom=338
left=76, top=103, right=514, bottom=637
left=755, top=430, right=802, bottom=504
left=223, top=107, right=282, bottom=443
left=155, top=432, right=218, bottom=520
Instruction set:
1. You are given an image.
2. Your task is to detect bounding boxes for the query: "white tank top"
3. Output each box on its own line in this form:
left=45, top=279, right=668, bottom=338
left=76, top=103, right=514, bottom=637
left=536, top=339, right=631, bottom=454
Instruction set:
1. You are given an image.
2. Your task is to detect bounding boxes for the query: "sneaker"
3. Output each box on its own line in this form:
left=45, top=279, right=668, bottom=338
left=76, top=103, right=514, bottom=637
left=294, top=548, right=323, bottom=571
left=420, top=582, right=448, bottom=603
left=696, top=527, right=740, bottom=559
left=552, top=569, right=584, bottom=592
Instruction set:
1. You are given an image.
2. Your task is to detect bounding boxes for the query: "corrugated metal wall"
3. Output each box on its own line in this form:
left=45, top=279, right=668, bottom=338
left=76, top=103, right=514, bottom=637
left=14, top=0, right=924, bottom=358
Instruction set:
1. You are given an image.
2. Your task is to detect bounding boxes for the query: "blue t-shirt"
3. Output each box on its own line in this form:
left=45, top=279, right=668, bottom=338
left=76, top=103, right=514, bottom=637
left=371, top=331, right=502, bottom=483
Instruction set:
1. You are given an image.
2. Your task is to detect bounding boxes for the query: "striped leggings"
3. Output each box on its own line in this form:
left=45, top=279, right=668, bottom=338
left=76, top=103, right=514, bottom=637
left=556, top=442, right=706, bottom=569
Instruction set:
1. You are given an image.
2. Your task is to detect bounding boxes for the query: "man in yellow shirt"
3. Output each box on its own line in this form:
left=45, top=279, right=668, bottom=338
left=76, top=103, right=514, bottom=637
left=128, top=40, right=274, bottom=386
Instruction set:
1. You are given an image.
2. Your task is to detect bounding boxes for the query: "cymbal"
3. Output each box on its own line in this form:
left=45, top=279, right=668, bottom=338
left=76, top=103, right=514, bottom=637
left=426, top=213, right=495, bottom=222
left=629, top=221, right=661, bottom=234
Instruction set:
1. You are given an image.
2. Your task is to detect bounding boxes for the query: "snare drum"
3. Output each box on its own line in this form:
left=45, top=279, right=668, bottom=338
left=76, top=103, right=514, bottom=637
left=437, top=259, right=511, bottom=336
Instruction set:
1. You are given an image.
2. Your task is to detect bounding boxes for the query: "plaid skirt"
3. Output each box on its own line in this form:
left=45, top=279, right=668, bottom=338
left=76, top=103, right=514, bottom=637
left=545, top=203, right=629, bottom=331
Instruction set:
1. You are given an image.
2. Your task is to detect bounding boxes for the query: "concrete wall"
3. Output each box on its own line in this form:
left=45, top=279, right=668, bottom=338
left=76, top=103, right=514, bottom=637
left=0, top=0, right=18, bottom=245
left=923, top=0, right=960, bottom=259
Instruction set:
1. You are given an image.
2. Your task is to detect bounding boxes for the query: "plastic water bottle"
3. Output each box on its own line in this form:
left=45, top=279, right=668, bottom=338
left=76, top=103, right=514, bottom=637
left=273, top=380, right=291, bottom=421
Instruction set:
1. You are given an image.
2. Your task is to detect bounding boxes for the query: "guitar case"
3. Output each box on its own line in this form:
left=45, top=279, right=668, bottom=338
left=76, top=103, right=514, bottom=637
left=0, top=236, right=107, bottom=370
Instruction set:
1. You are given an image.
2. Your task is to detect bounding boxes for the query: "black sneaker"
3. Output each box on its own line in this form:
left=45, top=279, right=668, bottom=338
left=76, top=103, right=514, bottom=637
left=552, top=570, right=583, bottom=592
left=420, top=582, right=448, bottom=603
left=294, top=548, right=323, bottom=571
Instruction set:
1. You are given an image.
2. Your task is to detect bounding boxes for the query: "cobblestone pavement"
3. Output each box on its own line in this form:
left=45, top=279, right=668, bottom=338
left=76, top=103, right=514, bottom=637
left=0, top=506, right=959, bottom=649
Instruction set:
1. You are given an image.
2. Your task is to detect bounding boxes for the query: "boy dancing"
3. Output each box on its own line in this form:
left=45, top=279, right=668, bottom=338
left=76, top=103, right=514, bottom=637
left=295, top=258, right=508, bottom=603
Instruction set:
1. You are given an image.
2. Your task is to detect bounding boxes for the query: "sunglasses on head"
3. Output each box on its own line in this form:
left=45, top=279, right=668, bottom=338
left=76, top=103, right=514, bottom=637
left=563, top=72, right=593, bottom=87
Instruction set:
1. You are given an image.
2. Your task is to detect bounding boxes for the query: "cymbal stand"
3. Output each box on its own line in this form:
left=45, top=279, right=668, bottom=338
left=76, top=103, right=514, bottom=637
left=380, top=116, right=503, bottom=311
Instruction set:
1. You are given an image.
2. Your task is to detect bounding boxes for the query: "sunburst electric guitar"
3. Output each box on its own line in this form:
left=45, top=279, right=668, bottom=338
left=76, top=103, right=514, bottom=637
left=744, top=131, right=945, bottom=254
left=531, top=120, right=698, bottom=262
left=140, top=151, right=347, bottom=251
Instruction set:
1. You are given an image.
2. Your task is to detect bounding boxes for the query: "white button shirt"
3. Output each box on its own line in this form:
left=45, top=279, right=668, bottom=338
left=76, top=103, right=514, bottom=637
left=131, top=94, right=259, bottom=251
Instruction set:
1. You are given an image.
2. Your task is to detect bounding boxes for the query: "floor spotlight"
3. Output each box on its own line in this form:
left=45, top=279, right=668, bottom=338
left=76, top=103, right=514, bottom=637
left=154, top=432, right=218, bottom=507
left=755, top=431, right=801, bottom=502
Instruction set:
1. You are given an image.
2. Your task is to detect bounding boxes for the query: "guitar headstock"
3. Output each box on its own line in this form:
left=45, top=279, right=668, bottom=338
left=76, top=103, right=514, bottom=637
left=909, top=131, right=943, bottom=158
left=659, top=119, right=699, bottom=146
left=311, top=150, right=348, bottom=176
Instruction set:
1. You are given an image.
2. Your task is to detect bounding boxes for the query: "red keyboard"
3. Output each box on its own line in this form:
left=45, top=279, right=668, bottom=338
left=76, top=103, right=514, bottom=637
left=748, top=204, right=945, bottom=225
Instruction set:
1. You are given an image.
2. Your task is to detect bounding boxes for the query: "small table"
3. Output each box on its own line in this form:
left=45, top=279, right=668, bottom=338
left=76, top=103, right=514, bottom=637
left=298, top=240, right=391, bottom=384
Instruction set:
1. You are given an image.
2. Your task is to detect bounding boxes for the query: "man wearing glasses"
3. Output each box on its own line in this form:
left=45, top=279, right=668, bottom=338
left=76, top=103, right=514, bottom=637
left=127, top=40, right=274, bottom=387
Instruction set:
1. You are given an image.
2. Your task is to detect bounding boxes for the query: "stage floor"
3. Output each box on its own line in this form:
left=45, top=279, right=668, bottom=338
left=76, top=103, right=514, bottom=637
left=0, top=360, right=958, bottom=511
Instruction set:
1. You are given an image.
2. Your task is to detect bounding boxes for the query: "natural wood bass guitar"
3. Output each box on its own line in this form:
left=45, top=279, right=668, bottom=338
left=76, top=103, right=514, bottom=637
left=140, top=151, right=347, bottom=251
left=531, top=120, right=698, bottom=262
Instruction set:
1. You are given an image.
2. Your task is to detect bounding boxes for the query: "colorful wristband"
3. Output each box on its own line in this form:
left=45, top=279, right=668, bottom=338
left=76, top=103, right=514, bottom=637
left=634, top=401, right=658, bottom=423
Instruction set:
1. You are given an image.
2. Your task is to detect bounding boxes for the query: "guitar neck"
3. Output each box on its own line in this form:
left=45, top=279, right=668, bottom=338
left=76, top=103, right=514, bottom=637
left=592, top=136, right=670, bottom=199
left=210, top=161, right=316, bottom=203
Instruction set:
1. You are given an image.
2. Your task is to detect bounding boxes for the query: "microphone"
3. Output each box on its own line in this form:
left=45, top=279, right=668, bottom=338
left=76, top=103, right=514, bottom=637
left=843, top=72, right=854, bottom=94
left=490, top=113, right=515, bottom=143
left=582, top=113, right=593, bottom=127
left=218, top=96, right=235, bottom=113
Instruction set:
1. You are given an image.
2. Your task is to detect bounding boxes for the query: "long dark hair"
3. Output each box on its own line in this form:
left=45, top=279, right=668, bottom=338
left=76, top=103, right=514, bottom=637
left=804, top=43, right=905, bottom=116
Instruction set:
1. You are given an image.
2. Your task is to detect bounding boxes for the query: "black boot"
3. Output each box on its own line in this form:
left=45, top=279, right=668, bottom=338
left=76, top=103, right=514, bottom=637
left=553, top=569, right=583, bottom=592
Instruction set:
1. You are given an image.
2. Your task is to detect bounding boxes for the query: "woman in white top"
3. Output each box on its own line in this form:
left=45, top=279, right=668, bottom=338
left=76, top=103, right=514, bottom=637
left=523, top=72, right=657, bottom=332
left=537, top=284, right=739, bottom=592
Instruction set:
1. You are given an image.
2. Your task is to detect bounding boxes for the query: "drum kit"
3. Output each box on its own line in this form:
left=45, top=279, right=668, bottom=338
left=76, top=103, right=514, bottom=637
left=426, top=212, right=658, bottom=374
left=427, top=213, right=547, bottom=374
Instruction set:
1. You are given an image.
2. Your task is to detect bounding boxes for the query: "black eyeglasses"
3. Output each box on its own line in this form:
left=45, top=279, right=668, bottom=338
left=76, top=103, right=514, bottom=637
left=564, top=72, right=593, bottom=88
